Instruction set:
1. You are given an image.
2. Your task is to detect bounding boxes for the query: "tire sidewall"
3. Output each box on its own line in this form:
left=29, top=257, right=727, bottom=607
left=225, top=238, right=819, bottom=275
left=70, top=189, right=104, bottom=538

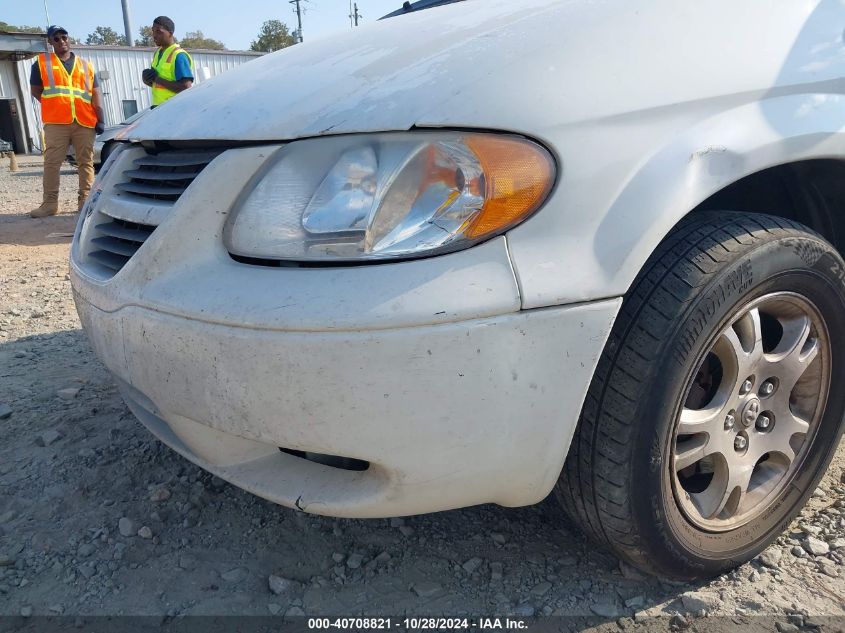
left=97, top=143, right=112, bottom=173
left=632, top=233, right=845, bottom=577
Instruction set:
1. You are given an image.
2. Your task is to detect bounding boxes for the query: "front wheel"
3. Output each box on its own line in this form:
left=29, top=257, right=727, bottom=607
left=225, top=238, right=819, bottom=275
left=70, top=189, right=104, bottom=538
left=557, top=212, right=845, bottom=579
left=94, top=143, right=113, bottom=173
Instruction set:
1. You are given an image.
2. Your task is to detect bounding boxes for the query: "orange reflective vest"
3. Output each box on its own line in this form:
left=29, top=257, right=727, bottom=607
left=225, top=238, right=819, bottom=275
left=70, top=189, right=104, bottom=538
left=37, top=52, right=97, bottom=128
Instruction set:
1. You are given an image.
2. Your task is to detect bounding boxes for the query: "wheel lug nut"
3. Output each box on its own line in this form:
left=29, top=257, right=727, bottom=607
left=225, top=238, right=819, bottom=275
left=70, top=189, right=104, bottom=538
left=734, top=435, right=748, bottom=451
left=724, top=414, right=735, bottom=431
left=760, top=380, right=775, bottom=396
left=756, top=415, right=771, bottom=431
left=740, top=379, right=753, bottom=395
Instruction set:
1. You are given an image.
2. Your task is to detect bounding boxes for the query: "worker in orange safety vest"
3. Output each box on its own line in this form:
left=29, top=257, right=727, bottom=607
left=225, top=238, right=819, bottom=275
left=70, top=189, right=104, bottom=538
left=29, top=25, right=105, bottom=218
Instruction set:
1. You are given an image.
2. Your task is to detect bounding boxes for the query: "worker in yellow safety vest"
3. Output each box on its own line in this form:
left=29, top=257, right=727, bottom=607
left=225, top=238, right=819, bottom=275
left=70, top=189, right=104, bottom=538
left=29, top=25, right=105, bottom=218
left=142, top=16, right=194, bottom=106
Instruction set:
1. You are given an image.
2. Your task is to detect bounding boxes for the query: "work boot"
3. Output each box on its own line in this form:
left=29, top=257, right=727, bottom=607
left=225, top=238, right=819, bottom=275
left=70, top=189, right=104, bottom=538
left=30, top=203, right=59, bottom=218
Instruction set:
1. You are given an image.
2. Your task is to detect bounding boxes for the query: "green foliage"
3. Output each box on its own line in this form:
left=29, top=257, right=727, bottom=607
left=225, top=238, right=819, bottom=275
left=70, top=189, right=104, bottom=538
left=136, top=25, right=154, bottom=47
left=250, top=20, right=296, bottom=52
left=85, top=26, right=127, bottom=46
left=1, top=22, right=82, bottom=43
left=0, top=21, right=43, bottom=34
left=179, top=30, right=226, bottom=50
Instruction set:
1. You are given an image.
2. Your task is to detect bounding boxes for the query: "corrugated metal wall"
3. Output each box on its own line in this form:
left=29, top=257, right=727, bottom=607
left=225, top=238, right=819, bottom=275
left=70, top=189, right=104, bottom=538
left=0, top=60, right=27, bottom=152
left=0, top=60, right=21, bottom=101
left=15, top=46, right=263, bottom=152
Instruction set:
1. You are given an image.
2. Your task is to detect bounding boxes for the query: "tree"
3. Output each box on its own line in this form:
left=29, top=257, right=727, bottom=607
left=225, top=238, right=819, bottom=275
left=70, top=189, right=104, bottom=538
left=179, top=31, right=225, bottom=50
left=86, top=26, right=126, bottom=46
left=250, top=20, right=296, bottom=52
left=136, top=25, right=154, bottom=46
left=0, top=22, right=80, bottom=42
left=0, top=21, right=43, bottom=34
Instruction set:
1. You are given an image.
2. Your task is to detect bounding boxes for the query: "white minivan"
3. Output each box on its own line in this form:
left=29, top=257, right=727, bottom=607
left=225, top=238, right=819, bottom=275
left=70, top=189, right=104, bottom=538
left=70, top=0, right=845, bottom=579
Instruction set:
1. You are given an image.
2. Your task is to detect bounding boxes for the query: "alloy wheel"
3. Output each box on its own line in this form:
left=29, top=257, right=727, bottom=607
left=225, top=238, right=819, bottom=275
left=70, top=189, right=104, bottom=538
left=672, top=292, right=830, bottom=531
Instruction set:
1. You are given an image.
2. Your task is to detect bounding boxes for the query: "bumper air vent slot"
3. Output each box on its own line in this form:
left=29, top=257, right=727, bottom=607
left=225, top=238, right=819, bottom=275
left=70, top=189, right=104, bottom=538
left=279, top=448, right=370, bottom=472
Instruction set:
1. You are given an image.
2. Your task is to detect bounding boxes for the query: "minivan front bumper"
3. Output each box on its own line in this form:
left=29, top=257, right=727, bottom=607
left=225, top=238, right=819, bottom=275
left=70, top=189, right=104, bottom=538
left=70, top=144, right=620, bottom=517
left=73, top=293, right=619, bottom=517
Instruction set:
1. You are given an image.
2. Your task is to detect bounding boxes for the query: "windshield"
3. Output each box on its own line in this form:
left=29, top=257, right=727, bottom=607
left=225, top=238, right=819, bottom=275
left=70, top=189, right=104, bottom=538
left=380, top=0, right=465, bottom=19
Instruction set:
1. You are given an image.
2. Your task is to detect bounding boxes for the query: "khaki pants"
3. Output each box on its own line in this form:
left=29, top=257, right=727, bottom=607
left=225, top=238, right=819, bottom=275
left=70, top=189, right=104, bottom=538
left=43, top=122, right=96, bottom=211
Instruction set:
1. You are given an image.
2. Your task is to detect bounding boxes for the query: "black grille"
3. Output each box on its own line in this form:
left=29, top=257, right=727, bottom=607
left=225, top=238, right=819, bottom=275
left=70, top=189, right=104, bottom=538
left=113, top=150, right=221, bottom=202
left=88, top=216, right=156, bottom=272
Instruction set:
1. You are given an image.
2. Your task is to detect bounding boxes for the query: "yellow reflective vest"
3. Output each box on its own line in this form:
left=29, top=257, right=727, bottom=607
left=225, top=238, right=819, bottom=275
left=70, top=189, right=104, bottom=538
left=151, top=43, right=193, bottom=106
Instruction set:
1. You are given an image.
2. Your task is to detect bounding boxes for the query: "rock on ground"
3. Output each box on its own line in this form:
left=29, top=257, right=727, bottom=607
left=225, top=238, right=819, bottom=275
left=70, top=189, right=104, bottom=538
left=268, top=575, right=297, bottom=596
left=803, top=536, right=830, bottom=556
left=757, top=547, right=784, bottom=568
left=118, top=517, right=136, bottom=538
left=680, top=591, right=721, bottom=613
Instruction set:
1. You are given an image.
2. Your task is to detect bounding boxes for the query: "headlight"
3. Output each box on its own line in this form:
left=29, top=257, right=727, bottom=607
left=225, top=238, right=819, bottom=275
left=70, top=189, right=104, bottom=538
left=224, top=132, right=555, bottom=262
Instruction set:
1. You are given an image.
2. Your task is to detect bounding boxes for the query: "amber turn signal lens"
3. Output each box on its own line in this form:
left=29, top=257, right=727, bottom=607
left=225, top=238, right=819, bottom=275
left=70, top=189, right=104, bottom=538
left=464, top=135, right=555, bottom=239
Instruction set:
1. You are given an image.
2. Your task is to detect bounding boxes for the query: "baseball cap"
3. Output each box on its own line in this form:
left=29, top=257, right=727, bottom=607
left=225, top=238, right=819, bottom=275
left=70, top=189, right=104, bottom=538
left=46, top=25, right=69, bottom=39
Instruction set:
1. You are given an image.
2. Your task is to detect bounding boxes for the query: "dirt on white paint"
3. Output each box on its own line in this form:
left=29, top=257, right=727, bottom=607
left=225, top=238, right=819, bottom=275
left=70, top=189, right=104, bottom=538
left=1, top=157, right=845, bottom=632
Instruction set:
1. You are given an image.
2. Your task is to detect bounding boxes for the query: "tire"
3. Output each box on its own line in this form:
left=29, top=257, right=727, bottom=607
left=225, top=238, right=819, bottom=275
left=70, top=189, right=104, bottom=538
left=556, top=211, right=845, bottom=579
left=95, top=143, right=112, bottom=174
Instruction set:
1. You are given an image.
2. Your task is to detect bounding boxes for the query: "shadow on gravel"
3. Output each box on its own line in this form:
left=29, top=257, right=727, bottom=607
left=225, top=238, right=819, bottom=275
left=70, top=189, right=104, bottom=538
left=0, top=214, right=77, bottom=247
left=9, top=167, right=78, bottom=179
left=0, top=330, right=725, bottom=625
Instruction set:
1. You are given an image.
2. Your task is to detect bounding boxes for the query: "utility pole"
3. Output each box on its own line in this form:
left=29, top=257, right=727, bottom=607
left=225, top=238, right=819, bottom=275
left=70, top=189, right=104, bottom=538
left=351, top=2, right=362, bottom=26
left=290, top=0, right=304, bottom=43
left=121, top=0, right=135, bottom=46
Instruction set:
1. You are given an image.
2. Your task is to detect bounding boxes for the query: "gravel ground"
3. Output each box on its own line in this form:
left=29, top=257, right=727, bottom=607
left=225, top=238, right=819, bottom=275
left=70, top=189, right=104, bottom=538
left=2, top=156, right=845, bottom=631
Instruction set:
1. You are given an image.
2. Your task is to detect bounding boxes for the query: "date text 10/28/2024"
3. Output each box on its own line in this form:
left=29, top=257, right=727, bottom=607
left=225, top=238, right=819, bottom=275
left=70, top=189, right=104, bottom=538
left=308, top=618, right=530, bottom=630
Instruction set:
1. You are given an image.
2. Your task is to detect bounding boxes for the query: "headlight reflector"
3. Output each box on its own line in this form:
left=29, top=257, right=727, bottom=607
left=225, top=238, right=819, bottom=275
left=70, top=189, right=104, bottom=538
left=224, top=132, right=554, bottom=262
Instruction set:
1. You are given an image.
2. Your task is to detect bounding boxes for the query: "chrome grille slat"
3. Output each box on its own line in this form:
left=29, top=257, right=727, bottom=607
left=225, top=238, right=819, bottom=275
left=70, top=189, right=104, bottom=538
left=88, top=250, right=130, bottom=271
left=94, top=196, right=173, bottom=227
left=122, top=169, right=202, bottom=181
left=115, top=182, right=187, bottom=198
left=133, top=152, right=220, bottom=168
left=118, top=149, right=221, bottom=202
left=90, top=235, right=142, bottom=257
left=82, top=147, right=220, bottom=277
left=94, top=220, right=155, bottom=243
left=87, top=216, right=156, bottom=273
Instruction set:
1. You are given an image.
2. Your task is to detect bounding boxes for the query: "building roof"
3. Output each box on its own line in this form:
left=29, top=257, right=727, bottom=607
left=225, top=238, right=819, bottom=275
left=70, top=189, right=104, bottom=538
left=75, top=44, right=263, bottom=56
left=0, top=31, right=47, bottom=61
left=0, top=33, right=264, bottom=60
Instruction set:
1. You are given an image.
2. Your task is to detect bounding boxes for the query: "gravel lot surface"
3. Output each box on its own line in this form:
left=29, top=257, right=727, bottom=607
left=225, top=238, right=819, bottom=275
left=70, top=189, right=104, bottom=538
left=2, top=157, right=845, bottom=631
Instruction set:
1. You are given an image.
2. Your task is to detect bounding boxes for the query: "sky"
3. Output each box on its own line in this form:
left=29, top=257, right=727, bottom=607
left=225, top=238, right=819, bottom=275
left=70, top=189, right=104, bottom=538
left=3, top=0, right=406, bottom=50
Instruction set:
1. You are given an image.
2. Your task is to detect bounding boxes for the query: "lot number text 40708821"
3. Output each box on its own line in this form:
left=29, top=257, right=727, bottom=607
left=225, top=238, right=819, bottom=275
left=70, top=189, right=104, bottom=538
left=307, top=617, right=529, bottom=630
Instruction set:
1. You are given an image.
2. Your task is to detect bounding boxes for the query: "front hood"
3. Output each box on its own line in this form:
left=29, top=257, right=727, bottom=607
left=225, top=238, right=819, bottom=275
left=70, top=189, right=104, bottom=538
left=130, top=0, right=838, bottom=143
left=129, top=0, right=570, bottom=142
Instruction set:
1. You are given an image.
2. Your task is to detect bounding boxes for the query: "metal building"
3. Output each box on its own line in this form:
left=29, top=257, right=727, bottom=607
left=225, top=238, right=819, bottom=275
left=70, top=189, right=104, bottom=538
left=0, top=30, right=43, bottom=154
left=0, top=31, right=263, bottom=154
